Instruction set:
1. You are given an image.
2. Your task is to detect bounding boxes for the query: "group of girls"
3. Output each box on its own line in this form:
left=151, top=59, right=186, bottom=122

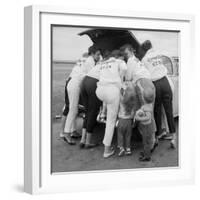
left=59, top=41, right=176, bottom=161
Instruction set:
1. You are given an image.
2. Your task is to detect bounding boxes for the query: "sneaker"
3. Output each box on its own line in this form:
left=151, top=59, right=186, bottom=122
left=103, top=150, right=115, bottom=158
left=125, top=148, right=132, bottom=155
left=70, top=131, right=81, bottom=139
left=59, top=132, right=65, bottom=138
left=170, top=139, right=176, bottom=149
left=118, top=147, right=125, bottom=157
left=79, top=142, right=85, bottom=149
left=162, top=133, right=174, bottom=140
left=157, top=131, right=167, bottom=140
left=63, top=135, right=76, bottom=145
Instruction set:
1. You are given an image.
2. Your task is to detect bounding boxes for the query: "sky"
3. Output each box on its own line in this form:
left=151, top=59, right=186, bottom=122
left=52, top=26, right=179, bottom=61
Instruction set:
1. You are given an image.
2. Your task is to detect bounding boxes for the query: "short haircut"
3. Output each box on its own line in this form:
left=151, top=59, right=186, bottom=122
left=102, top=49, right=111, bottom=59
left=120, top=44, right=135, bottom=53
left=88, top=45, right=101, bottom=55
left=110, top=49, right=122, bottom=58
left=122, top=83, right=139, bottom=113
left=141, top=40, right=152, bottom=51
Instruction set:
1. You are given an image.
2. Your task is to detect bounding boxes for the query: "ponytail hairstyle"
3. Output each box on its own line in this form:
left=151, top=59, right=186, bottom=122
left=110, top=49, right=121, bottom=58
left=141, top=40, right=152, bottom=52
left=102, top=49, right=111, bottom=59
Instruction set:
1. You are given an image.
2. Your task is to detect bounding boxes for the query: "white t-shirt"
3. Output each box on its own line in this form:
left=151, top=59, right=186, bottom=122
left=98, top=57, right=127, bottom=86
left=87, top=63, right=101, bottom=80
left=126, top=55, right=151, bottom=83
left=82, top=56, right=95, bottom=74
left=142, top=49, right=168, bottom=81
left=69, top=56, right=95, bottom=83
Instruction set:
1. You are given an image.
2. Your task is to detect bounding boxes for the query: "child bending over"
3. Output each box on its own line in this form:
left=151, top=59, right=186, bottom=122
left=135, top=79, right=157, bottom=161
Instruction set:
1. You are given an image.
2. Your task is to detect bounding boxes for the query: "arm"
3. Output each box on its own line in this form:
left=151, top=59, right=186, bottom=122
left=135, top=81, right=145, bottom=106
left=82, top=57, right=95, bottom=74
left=126, top=58, right=139, bottom=82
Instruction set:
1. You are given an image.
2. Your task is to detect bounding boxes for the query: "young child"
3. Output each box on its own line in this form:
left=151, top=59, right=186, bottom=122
left=117, top=81, right=138, bottom=157
left=134, top=79, right=157, bottom=161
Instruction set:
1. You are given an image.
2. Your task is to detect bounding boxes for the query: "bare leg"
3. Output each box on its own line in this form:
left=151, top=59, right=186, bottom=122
left=80, top=128, right=86, bottom=144
left=170, top=132, right=176, bottom=149
left=85, top=132, right=92, bottom=145
left=59, top=115, right=66, bottom=137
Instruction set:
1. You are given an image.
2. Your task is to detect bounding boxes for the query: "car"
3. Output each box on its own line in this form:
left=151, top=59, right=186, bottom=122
left=79, top=28, right=179, bottom=117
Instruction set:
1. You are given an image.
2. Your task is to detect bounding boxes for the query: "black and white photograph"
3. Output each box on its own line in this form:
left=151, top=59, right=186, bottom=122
left=51, top=26, right=179, bottom=173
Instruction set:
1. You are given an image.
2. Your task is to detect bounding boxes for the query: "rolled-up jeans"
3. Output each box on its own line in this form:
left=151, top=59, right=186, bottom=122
left=64, top=79, right=81, bottom=133
left=96, top=83, right=120, bottom=146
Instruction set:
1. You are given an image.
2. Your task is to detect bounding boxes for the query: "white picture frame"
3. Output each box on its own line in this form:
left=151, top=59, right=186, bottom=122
left=24, top=5, right=195, bottom=194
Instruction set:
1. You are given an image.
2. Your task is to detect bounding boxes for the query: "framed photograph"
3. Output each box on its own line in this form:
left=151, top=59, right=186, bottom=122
left=24, top=5, right=195, bottom=194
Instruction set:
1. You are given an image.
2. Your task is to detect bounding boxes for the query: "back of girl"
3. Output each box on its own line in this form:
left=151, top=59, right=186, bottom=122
left=96, top=49, right=127, bottom=158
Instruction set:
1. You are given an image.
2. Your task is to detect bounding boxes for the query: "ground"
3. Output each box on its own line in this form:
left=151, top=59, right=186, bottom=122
left=51, top=63, right=178, bottom=173
left=51, top=118, right=178, bottom=173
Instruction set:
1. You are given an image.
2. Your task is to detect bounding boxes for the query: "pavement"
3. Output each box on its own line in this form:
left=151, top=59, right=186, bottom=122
left=51, top=118, right=178, bottom=173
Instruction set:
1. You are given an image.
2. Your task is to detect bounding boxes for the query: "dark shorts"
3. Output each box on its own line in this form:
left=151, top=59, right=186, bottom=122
left=81, top=76, right=102, bottom=133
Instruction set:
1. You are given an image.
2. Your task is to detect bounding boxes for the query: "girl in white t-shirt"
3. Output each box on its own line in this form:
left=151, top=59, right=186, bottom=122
left=141, top=40, right=176, bottom=148
left=96, top=50, right=127, bottom=158
left=123, top=45, right=151, bottom=83
left=59, top=55, right=88, bottom=141
left=63, top=46, right=101, bottom=145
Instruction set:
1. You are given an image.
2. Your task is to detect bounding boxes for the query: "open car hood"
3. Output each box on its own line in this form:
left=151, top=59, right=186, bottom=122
left=79, top=28, right=144, bottom=59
